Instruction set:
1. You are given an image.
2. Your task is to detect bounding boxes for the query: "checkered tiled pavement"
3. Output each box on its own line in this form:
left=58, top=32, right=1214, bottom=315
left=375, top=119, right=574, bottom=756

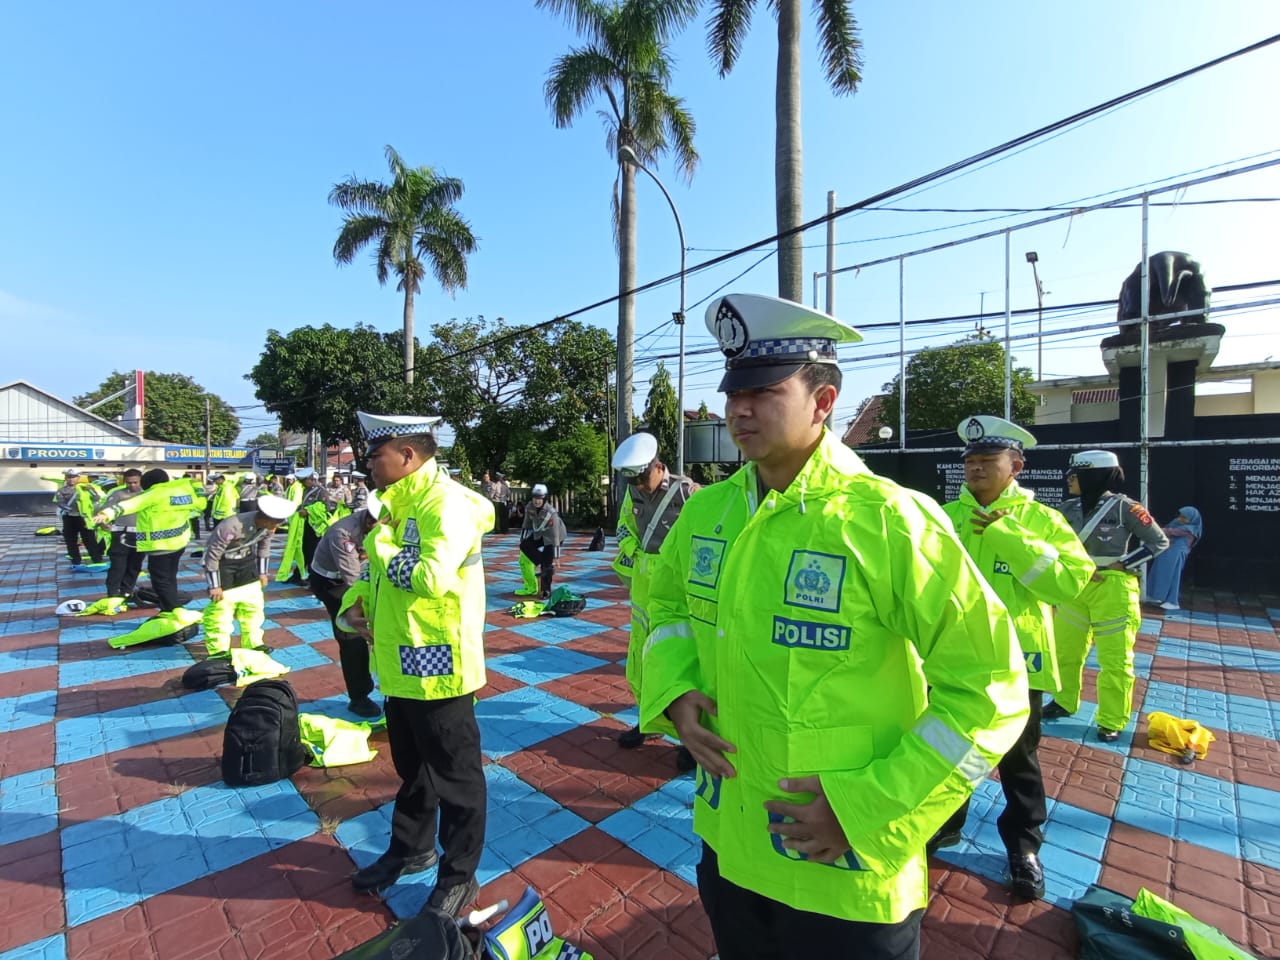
left=2, top=515, right=1279, bottom=959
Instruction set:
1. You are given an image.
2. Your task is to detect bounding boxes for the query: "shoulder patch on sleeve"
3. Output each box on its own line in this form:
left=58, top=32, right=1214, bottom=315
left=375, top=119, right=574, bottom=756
left=1129, top=503, right=1153, bottom=526
left=342, top=540, right=357, bottom=554
left=221, top=529, right=236, bottom=541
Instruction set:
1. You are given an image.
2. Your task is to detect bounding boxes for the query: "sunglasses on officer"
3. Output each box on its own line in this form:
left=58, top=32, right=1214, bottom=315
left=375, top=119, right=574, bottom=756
left=620, top=460, right=655, bottom=484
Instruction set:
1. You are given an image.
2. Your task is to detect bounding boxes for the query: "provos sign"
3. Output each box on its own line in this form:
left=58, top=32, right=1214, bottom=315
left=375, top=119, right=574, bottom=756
left=8, top=446, right=106, bottom=460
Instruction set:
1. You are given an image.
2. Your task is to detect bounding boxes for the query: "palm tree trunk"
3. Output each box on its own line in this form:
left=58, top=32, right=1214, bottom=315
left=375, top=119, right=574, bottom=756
left=617, top=158, right=637, bottom=444
left=775, top=0, right=804, bottom=303
left=403, top=287, right=415, bottom=385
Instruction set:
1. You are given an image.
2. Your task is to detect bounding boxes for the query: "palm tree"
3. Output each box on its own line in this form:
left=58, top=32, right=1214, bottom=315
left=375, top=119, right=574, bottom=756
left=539, top=0, right=699, bottom=444
left=707, top=0, right=862, bottom=302
left=329, top=146, right=478, bottom=384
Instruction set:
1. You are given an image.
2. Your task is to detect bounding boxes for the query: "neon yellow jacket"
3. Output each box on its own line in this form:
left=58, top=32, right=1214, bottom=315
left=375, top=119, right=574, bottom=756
left=211, top=480, right=239, bottom=521
left=640, top=431, right=1028, bottom=924
left=100, top=480, right=195, bottom=553
left=340, top=460, right=494, bottom=700
left=942, top=480, right=1095, bottom=692
left=612, top=489, right=638, bottom=582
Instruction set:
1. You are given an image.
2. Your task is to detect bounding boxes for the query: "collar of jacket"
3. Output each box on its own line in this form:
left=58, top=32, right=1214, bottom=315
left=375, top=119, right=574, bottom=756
left=728, top=429, right=870, bottom=504
left=381, top=458, right=444, bottom=517
left=959, top=478, right=1035, bottom=510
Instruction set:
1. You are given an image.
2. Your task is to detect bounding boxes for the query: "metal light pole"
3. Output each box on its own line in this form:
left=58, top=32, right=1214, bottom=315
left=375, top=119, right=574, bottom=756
left=617, top=145, right=687, bottom=476
left=1025, top=251, right=1045, bottom=381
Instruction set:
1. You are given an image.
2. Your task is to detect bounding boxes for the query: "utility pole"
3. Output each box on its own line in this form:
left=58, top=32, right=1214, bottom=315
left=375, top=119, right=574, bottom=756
left=1026, top=251, right=1045, bottom=381
left=204, top=397, right=212, bottom=477
left=825, top=191, right=837, bottom=315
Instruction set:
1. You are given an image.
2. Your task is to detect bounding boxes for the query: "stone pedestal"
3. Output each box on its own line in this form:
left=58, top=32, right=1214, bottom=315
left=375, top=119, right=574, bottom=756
left=1101, top=324, right=1223, bottom=439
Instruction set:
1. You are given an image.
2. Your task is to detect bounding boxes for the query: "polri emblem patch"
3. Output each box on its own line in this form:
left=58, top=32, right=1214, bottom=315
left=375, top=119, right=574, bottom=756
left=402, top=518, right=419, bottom=545
left=784, top=551, right=845, bottom=613
left=688, top=536, right=726, bottom=590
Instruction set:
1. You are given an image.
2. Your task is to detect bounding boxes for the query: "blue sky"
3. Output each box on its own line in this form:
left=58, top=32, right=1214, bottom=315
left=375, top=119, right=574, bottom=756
left=3, top=1, right=1279, bottom=442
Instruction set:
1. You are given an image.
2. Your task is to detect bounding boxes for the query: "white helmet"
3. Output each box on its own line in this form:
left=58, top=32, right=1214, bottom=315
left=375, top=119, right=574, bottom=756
left=612, top=432, right=658, bottom=474
left=1069, top=449, right=1120, bottom=471
left=531, top=483, right=548, bottom=498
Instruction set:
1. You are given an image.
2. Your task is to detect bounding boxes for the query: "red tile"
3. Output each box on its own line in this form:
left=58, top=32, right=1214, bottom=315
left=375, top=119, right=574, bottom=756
left=0, top=665, right=57, bottom=699
left=0, top=726, right=54, bottom=778
left=1102, top=838, right=1172, bottom=886
left=67, top=904, right=156, bottom=960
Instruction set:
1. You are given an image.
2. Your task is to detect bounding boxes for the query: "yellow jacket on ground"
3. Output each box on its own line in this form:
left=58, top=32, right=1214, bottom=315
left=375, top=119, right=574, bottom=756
left=340, top=460, right=493, bottom=700
left=640, top=431, right=1029, bottom=924
left=941, top=479, right=1094, bottom=692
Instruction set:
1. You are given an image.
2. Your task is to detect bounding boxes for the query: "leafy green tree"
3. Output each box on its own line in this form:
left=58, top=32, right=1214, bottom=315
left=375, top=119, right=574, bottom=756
left=245, top=432, right=281, bottom=449
left=707, top=0, right=862, bottom=301
left=330, top=145, right=478, bottom=385
left=878, top=334, right=1036, bottom=432
left=539, top=0, right=699, bottom=442
left=75, top=372, right=239, bottom=445
left=510, top=421, right=608, bottom=522
left=415, top=315, right=615, bottom=489
left=246, top=323, right=431, bottom=459
left=641, top=361, right=679, bottom=465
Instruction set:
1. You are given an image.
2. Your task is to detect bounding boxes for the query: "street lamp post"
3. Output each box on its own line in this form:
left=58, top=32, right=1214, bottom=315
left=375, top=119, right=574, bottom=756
left=618, top=145, right=687, bottom=476
left=1025, top=251, right=1045, bottom=382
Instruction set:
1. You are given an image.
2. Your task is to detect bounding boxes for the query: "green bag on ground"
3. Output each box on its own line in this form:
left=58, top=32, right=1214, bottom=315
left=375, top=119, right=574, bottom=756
left=1132, top=888, right=1257, bottom=960
left=1071, top=885, right=1192, bottom=960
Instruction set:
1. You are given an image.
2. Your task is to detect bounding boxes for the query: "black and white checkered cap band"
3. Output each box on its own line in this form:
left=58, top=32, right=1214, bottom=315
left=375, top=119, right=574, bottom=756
left=364, top=422, right=436, bottom=441
left=725, top=337, right=837, bottom=368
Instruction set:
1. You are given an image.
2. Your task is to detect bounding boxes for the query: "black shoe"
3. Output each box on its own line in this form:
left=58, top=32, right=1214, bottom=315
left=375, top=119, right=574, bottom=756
left=618, top=725, right=645, bottom=749
left=1097, top=727, right=1121, bottom=743
left=1042, top=700, right=1073, bottom=720
left=352, top=849, right=438, bottom=894
left=1008, top=853, right=1045, bottom=900
left=348, top=697, right=382, bottom=718
left=926, top=827, right=963, bottom=857
left=425, top=876, right=479, bottom=918
left=675, top=746, right=697, bottom=773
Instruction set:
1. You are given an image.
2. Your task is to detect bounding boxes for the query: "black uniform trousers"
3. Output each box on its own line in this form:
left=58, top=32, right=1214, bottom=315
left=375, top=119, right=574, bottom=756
left=493, top=502, right=508, bottom=534
left=301, top=523, right=321, bottom=576
left=938, top=688, right=1044, bottom=857
left=309, top=572, right=373, bottom=701
left=145, top=549, right=185, bottom=613
left=105, top=532, right=144, bottom=598
left=63, top=515, right=104, bottom=565
left=696, top=844, right=923, bottom=960
left=385, top=693, right=486, bottom=888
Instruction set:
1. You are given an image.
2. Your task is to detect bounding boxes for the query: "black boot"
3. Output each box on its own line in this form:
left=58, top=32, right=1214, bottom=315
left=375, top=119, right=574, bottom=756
left=538, top=568, right=553, bottom=600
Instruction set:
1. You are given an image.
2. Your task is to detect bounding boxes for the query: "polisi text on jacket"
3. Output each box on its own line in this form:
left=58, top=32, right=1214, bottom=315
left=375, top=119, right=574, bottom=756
left=771, top=615, right=850, bottom=650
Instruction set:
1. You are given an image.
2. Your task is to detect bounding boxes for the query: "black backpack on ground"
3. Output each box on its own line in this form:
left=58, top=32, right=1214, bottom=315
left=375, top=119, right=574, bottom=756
left=333, top=910, right=478, bottom=960
left=221, top=679, right=308, bottom=787
left=183, top=656, right=238, bottom=690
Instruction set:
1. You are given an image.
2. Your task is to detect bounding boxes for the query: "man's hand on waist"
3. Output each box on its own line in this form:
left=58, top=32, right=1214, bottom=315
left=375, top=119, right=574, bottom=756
left=764, top=776, right=853, bottom=864
left=666, top=690, right=737, bottom=778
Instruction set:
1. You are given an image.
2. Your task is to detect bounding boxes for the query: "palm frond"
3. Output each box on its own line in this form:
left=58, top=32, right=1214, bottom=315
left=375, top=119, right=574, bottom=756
left=535, top=0, right=611, bottom=43
left=333, top=214, right=389, bottom=267
left=545, top=46, right=622, bottom=127
left=384, top=144, right=409, bottom=181
left=328, top=178, right=391, bottom=214
left=815, top=0, right=863, bottom=94
left=706, top=0, right=757, bottom=76
left=662, top=95, right=699, bottom=182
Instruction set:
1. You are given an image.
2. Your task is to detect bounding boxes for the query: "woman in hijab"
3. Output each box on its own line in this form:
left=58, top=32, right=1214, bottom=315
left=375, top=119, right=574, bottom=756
left=1143, top=507, right=1202, bottom=611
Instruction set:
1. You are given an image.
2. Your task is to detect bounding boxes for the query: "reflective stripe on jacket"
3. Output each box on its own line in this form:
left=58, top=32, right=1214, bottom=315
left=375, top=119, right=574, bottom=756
left=640, top=430, right=1028, bottom=924
left=344, top=460, right=494, bottom=700
left=942, top=480, right=1095, bottom=692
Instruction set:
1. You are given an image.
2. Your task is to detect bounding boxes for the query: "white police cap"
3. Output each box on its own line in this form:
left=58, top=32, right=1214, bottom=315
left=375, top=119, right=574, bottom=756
left=255, top=494, right=297, bottom=521
left=532, top=483, right=548, bottom=497
left=1070, top=449, right=1121, bottom=470
left=958, top=415, right=1037, bottom=457
left=55, top=599, right=87, bottom=616
left=704, top=292, right=861, bottom=392
left=357, top=411, right=443, bottom=449
left=294, top=466, right=315, bottom=480
left=64, top=468, right=81, bottom=477
left=612, top=432, right=658, bottom=472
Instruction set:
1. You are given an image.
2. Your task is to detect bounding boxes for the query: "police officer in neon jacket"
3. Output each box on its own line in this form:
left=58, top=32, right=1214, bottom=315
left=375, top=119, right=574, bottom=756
left=640, top=293, right=1029, bottom=959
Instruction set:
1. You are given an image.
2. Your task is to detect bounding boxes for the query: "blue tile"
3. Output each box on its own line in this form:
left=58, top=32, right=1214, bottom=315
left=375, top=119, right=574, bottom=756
left=55, top=689, right=229, bottom=764
left=282, top=619, right=333, bottom=644
left=1142, top=680, right=1278, bottom=740
left=57, top=643, right=192, bottom=687
left=487, top=646, right=607, bottom=686
left=0, top=691, right=57, bottom=734
left=1155, top=637, right=1280, bottom=674
left=60, top=780, right=317, bottom=926
left=599, top=782, right=699, bottom=886
left=264, top=597, right=319, bottom=613
left=0, top=935, right=66, bottom=960
left=475, top=686, right=600, bottom=758
left=0, top=617, right=58, bottom=637
left=504, top=617, right=611, bottom=646
left=0, top=766, right=58, bottom=844
left=0, top=644, right=58, bottom=674
left=267, top=643, right=331, bottom=671
left=1137, top=617, right=1162, bottom=637
left=56, top=620, right=131, bottom=645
